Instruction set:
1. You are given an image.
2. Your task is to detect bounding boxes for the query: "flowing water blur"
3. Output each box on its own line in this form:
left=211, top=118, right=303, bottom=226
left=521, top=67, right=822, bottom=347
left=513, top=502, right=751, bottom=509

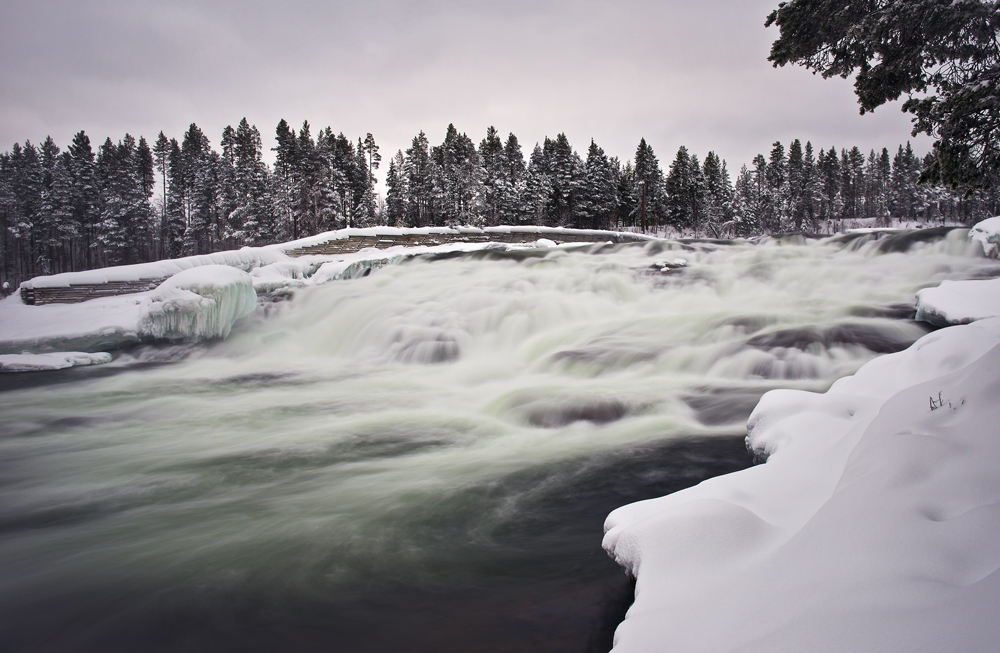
left=1, top=230, right=997, bottom=651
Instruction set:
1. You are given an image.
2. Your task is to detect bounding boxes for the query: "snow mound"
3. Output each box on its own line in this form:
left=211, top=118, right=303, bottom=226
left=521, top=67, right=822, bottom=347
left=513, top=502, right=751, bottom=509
left=915, top=278, right=1000, bottom=326
left=969, top=217, right=1000, bottom=257
left=603, top=317, right=1000, bottom=652
left=0, top=351, right=112, bottom=372
left=140, top=266, right=257, bottom=341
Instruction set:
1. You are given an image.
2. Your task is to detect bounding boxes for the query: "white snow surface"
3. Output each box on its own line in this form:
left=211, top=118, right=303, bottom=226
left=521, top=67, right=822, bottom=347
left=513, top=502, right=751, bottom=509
left=0, top=351, right=112, bottom=372
left=18, top=247, right=282, bottom=289
left=969, top=216, right=1000, bottom=257
left=604, top=314, right=1000, bottom=651
left=915, top=277, right=1000, bottom=326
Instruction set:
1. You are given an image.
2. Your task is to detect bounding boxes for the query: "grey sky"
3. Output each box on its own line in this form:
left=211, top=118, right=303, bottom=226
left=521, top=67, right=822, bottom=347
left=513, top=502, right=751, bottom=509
left=1, top=0, right=931, bottom=185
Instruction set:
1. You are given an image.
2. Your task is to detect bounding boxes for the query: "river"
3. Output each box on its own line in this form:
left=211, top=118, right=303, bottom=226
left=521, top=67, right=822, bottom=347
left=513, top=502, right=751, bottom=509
left=0, top=230, right=994, bottom=651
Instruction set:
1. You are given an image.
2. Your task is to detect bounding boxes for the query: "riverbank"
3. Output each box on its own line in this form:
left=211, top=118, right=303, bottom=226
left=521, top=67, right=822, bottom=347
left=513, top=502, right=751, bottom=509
left=603, top=222, right=1000, bottom=651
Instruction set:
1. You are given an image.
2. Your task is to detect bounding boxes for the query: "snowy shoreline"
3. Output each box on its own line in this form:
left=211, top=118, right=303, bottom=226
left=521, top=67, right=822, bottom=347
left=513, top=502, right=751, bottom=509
left=0, top=228, right=579, bottom=362
left=603, top=220, right=1000, bottom=651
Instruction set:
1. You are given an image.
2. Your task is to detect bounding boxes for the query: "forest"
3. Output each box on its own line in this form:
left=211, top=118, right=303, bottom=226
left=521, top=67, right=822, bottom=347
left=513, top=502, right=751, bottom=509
left=2, top=119, right=998, bottom=288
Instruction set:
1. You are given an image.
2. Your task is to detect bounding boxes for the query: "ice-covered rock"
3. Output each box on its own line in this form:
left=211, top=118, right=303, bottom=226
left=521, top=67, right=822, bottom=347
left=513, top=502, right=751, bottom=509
left=969, top=216, right=1000, bottom=257
left=0, top=351, right=112, bottom=372
left=604, top=315, right=1000, bottom=652
left=140, top=266, right=257, bottom=341
left=915, top=277, right=1000, bottom=326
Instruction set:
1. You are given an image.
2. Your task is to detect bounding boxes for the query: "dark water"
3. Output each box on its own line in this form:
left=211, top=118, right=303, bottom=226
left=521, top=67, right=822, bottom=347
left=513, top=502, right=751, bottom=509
left=0, top=436, right=751, bottom=652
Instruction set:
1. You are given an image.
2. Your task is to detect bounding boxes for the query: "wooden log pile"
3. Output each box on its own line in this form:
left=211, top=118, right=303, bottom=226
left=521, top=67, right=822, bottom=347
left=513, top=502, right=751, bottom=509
left=20, top=278, right=169, bottom=306
left=284, top=229, right=645, bottom=257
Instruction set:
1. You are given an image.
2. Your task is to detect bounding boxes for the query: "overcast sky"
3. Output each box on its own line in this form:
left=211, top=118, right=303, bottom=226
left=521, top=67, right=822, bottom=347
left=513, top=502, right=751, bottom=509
left=1, top=0, right=931, bottom=186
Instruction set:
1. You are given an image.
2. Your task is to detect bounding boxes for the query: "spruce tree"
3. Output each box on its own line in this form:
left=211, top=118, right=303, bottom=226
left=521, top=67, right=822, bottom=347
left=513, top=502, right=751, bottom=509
left=500, top=133, right=526, bottom=225
left=665, top=145, right=693, bottom=232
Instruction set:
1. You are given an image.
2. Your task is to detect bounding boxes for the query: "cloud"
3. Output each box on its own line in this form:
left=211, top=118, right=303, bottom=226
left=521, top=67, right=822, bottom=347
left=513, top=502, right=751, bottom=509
left=0, top=0, right=931, bottom=179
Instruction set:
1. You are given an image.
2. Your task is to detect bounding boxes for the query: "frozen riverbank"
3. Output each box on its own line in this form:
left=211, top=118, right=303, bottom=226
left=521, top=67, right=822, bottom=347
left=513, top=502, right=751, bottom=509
left=604, top=222, right=1000, bottom=652
left=0, top=230, right=552, bottom=358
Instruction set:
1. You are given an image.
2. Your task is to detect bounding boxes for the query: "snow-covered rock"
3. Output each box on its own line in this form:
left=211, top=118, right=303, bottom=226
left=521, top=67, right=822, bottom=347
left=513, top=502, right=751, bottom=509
left=604, top=316, right=1000, bottom=652
left=0, top=351, right=112, bottom=372
left=140, top=266, right=257, bottom=341
left=915, top=278, right=1000, bottom=326
left=969, top=216, right=1000, bottom=257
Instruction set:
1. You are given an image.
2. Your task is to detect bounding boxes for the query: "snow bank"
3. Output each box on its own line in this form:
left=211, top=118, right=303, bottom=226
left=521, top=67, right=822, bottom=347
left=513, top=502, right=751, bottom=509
left=1, top=237, right=525, bottom=356
left=0, top=351, right=111, bottom=372
left=140, top=266, right=257, bottom=341
left=0, top=292, right=148, bottom=354
left=915, top=278, right=1000, bottom=326
left=19, top=247, right=284, bottom=289
left=604, top=313, right=1000, bottom=649
left=969, top=216, right=1000, bottom=257
left=0, top=266, right=257, bottom=354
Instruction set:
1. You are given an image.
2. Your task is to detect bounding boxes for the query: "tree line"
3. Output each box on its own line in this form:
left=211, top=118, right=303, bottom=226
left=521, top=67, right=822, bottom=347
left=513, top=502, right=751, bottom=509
left=3, top=120, right=998, bottom=288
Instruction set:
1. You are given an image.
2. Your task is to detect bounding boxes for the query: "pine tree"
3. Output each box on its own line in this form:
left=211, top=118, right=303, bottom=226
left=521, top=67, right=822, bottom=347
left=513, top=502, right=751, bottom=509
left=404, top=131, right=433, bottom=227
left=479, top=126, right=504, bottom=226
left=802, top=142, right=822, bottom=230
left=891, top=142, right=919, bottom=218
left=786, top=139, right=805, bottom=230
left=763, top=141, right=786, bottom=231
left=581, top=139, right=618, bottom=230
left=545, top=133, right=579, bottom=227
left=64, top=132, right=97, bottom=269
left=818, top=146, right=842, bottom=224
left=665, top=145, right=693, bottom=231
left=358, top=132, right=382, bottom=224
left=631, top=139, right=665, bottom=232
left=729, top=163, right=763, bottom=237
left=164, top=139, right=186, bottom=257
left=499, top=133, right=526, bottom=225
left=702, top=151, right=734, bottom=236
left=522, top=144, right=551, bottom=226
left=385, top=151, right=406, bottom=227
left=153, top=132, right=171, bottom=257
left=611, top=160, right=631, bottom=230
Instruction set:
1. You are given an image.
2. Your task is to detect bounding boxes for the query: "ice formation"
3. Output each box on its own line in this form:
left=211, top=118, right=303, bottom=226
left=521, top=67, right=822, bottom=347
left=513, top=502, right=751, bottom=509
left=140, top=266, right=257, bottom=341
left=604, top=309, right=1000, bottom=651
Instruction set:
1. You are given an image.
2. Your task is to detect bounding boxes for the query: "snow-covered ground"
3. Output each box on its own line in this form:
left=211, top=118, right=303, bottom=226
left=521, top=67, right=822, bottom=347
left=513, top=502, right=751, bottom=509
left=603, top=218, right=1000, bottom=651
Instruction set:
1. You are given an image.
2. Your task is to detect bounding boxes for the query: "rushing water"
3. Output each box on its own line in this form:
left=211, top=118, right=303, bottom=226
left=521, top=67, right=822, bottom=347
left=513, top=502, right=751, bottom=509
left=1, top=230, right=997, bottom=652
